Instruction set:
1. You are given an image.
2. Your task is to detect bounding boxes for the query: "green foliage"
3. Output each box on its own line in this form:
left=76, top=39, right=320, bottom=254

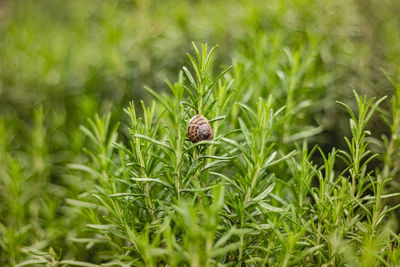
left=62, top=44, right=400, bottom=266
left=1, top=0, right=400, bottom=266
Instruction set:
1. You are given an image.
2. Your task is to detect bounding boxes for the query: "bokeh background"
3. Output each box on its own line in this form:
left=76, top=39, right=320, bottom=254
left=1, top=0, right=400, bottom=264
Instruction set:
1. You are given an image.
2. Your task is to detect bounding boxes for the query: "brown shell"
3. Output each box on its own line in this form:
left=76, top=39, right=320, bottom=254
left=187, top=115, right=213, bottom=143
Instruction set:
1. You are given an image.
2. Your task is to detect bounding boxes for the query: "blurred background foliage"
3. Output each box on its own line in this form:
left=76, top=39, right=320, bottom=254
left=1, top=0, right=400, bottom=265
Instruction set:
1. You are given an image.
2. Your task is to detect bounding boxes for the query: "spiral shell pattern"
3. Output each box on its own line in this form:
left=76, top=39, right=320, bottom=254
left=187, top=115, right=213, bottom=143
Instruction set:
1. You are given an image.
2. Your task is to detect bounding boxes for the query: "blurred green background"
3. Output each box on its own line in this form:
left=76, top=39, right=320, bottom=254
left=1, top=0, right=400, bottom=264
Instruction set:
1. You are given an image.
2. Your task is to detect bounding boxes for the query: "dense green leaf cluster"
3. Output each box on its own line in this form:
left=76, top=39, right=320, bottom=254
left=1, top=0, right=400, bottom=266
left=64, top=44, right=400, bottom=266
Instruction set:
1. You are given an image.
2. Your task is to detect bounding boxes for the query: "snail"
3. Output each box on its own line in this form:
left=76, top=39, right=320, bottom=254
left=187, top=115, right=213, bottom=143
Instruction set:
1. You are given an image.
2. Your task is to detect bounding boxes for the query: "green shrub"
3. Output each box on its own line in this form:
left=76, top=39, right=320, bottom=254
left=1, top=0, right=400, bottom=265
left=61, top=44, right=400, bottom=266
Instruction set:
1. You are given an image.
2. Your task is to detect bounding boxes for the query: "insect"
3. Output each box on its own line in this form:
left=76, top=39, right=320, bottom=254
left=187, top=115, right=213, bottom=143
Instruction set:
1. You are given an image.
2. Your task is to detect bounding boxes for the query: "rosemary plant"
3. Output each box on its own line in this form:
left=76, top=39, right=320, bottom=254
left=62, top=44, right=400, bottom=266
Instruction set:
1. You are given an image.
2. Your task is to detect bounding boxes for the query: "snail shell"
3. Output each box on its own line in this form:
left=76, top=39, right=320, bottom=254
left=187, top=115, right=213, bottom=143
